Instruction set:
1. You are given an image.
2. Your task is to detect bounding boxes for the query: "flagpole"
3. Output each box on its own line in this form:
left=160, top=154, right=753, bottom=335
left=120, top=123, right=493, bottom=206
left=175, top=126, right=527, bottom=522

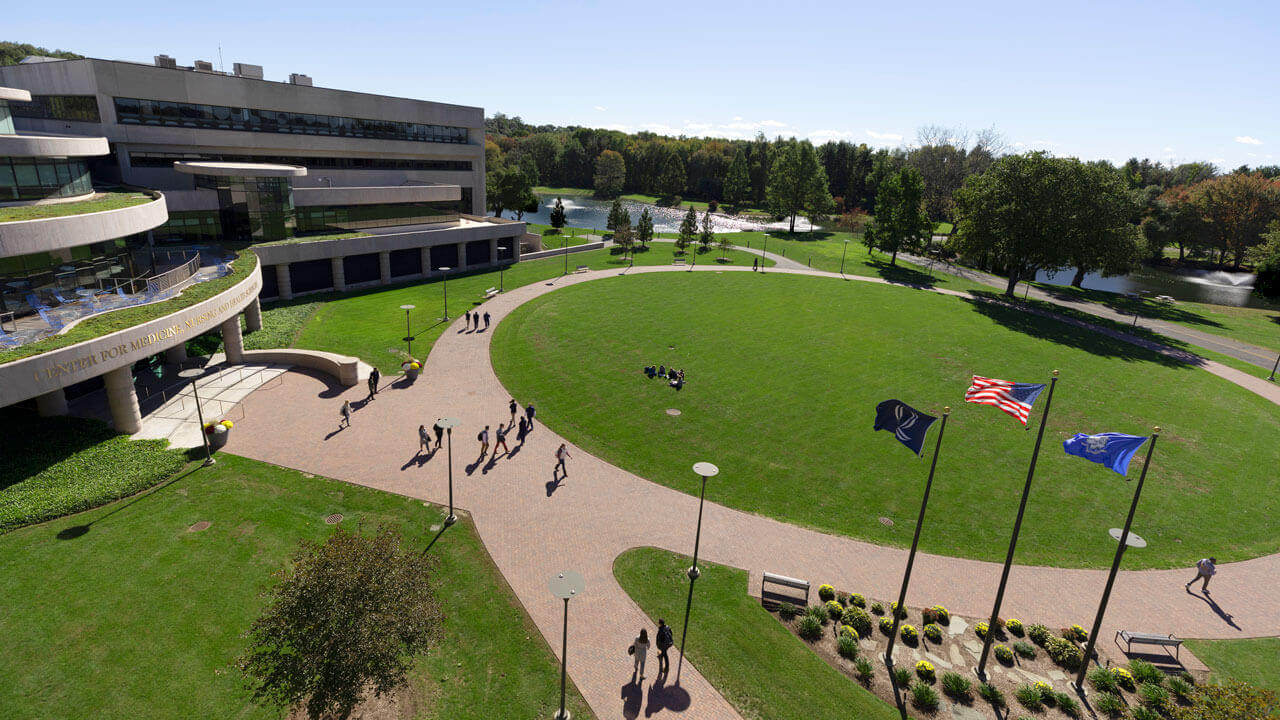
left=1072, top=427, right=1160, bottom=693
left=976, top=370, right=1059, bottom=680
left=885, top=407, right=951, bottom=666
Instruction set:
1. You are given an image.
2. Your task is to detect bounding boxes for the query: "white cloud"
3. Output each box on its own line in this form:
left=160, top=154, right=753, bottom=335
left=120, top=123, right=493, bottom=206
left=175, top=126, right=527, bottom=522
left=808, top=129, right=855, bottom=143
left=1236, top=135, right=1263, bottom=145
left=865, top=129, right=903, bottom=141
left=760, top=120, right=786, bottom=128
left=593, top=105, right=607, bottom=112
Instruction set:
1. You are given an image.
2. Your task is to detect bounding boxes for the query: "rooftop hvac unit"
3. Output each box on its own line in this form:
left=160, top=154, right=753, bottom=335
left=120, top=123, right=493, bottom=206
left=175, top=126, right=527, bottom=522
left=193, top=60, right=214, bottom=72
left=154, top=54, right=178, bottom=69
left=289, top=73, right=313, bottom=87
left=233, top=62, right=264, bottom=80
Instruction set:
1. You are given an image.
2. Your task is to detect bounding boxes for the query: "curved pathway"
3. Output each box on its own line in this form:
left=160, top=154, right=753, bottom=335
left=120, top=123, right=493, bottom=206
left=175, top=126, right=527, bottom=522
left=230, top=264, right=1280, bottom=720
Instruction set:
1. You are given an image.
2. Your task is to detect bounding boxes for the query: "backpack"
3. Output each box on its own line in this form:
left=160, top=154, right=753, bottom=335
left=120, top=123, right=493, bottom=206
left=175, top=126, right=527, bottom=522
left=657, top=625, right=673, bottom=649
left=477, top=431, right=484, bottom=441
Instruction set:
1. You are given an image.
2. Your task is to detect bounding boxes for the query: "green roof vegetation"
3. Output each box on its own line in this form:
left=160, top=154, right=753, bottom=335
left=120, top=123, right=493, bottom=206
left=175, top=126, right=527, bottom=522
left=0, top=192, right=154, bottom=223
left=254, top=231, right=371, bottom=247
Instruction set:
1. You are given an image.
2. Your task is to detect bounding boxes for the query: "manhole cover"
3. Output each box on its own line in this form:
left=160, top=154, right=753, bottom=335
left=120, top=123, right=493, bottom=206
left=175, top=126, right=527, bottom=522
left=879, top=517, right=894, bottom=527
left=666, top=408, right=682, bottom=416
left=188, top=521, right=211, bottom=532
left=325, top=513, right=344, bottom=525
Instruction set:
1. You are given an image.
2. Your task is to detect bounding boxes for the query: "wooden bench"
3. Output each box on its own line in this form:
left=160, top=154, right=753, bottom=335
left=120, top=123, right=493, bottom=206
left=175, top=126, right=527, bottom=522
left=672, top=257, right=687, bottom=266
left=760, top=571, right=810, bottom=610
left=575, top=265, right=589, bottom=273
left=482, top=287, right=499, bottom=299
left=1116, top=630, right=1183, bottom=659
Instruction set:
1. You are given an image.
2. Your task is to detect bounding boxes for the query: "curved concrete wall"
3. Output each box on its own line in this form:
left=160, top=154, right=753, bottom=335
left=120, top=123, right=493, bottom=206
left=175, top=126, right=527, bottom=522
left=0, top=192, right=168, bottom=257
left=0, top=133, right=109, bottom=158
left=0, top=261, right=262, bottom=406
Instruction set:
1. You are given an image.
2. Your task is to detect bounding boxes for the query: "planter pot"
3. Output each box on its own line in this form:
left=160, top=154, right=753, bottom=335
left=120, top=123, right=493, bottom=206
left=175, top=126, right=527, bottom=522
left=405, top=368, right=420, bottom=382
left=207, top=428, right=229, bottom=449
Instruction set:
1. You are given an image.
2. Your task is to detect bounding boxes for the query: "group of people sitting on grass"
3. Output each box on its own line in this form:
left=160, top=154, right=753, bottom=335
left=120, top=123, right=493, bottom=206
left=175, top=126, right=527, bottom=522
left=643, top=365, right=686, bottom=389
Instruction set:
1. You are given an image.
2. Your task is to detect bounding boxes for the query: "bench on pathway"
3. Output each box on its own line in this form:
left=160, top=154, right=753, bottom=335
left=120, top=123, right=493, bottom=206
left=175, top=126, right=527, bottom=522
left=483, top=287, right=499, bottom=299
left=672, top=257, right=686, bottom=266
left=575, top=265, right=589, bottom=273
left=1116, top=630, right=1183, bottom=659
left=761, top=571, right=810, bottom=609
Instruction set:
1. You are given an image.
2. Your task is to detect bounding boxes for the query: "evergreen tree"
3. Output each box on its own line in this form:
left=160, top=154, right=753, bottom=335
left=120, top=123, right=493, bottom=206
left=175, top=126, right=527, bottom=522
left=677, top=205, right=698, bottom=253
left=549, top=197, right=567, bottom=229
left=606, top=198, right=624, bottom=233
left=657, top=154, right=687, bottom=203
left=614, top=210, right=634, bottom=256
left=699, top=210, right=715, bottom=250
left=636, top=208, right=654, bottom=248
left=865, top=167, right=933, bottom=266
left=723, top=149, right=751, bottom=209
left=767, top=140, right=832, bottom=233
left=593, top=150, right=626, bottom=198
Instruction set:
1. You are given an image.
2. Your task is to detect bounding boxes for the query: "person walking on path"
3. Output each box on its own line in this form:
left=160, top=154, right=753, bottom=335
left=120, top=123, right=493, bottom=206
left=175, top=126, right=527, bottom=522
left=509, top=398, right=518, bottom=426
left=554, top=443, right=571, bottom=478
left=483, top=311, right=491, bottom=329
left=367, top=367, right=380, bottom=400
left=655, top=619, right=673, bottom=676
left=1186, top=557, right=1217, bottom=592
left=340, top=400, right=352, bottom=428
left=752, top=257, right=758, bottom=272
left=479, top=425, right=490, bottom=456
left=630, top=628, right=650, bottom=680
left=432, top=419, right=444, bottom=449
left=465, top=310, right=472, bottom=329
left=418, top=424, right=430, bottom=453
left=517, top=416, right=528, bottom=443
left=493, top=422, right=510, bottom=455
left=526, top=402, right=537, bottom=428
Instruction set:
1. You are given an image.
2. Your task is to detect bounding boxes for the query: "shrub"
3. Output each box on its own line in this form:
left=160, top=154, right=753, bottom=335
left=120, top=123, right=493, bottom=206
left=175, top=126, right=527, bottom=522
left=1167, top=675, right=1193, bottom=699
left=1132, top=706, right=1161, bottom=720
left=849, top=593, right=866, bottom=608
left=708, top=199, right=719, bottom=213
left=870, top=601, right=885, bottom=615
left=1015, top=684, right=1043, bottom=711
left=893, top=667, right=912, bottom=686
left=1130, top=658, right=1164, bottom=685
left=1045, top=636, right=1083, bottom=670
left=1027, top=623, right=1052, bottom=645
left=915, top=660, right=935, bottom=682
left=910, top=682, right=940, bottom=711
left=941, top=671, right=972, bottom=699
left=923, top=623, right=943, bottom=643
left=1172, top=681, right=1279, bottom=720
left=1056, top=692, right=1082, bottom=718
left=901, top=624, right=919, bottom=644
left=855, top=657, right=874, bottom=682
left=778, top=603, right=799, bottom=621
left=1062, top=624, right=1088, bottom=642
left=1090, top=666, right=1119, bottom=693
left=1111, top=666, right=1136, bottom=691
left=1013, top=641, right=1036, bottom=659
left=796, top=614, right=823, bottom=641
left=975, top=621, right=990, bottom=638
left=1094, top=691, right=1125, bottom=717
left=890, top=601, right=908, bottom=620
left=921, top=607, right=938, bottom=625
left=826, top=599, right=844, bottom=620
left=994, top=644, right=1014, bottom=664
left=805, top=604, right=829, bottom=624
left=1139, top=682, right=1170, bottom=709
left=842, top=606, right=872, bottom=638
left=879, top=616, right=896, bottom=635
left=840, top=624, right=859, bottom=639
left=837, top=633, right=860, bottom=659
left=979, top=682, right=1006, bottom=707
left=1006, top=618, right=1024, bottom=636
left=932, top=605, right=950, bottom=624
left=836, top=590, right=849, bottom=606
left=818, top=584, right=836, bottom=602
left=1034, top=681, right=1055, bottom=704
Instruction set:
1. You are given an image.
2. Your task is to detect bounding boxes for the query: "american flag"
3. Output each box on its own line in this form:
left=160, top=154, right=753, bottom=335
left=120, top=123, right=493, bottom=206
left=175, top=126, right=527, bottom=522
left=965, top=376, right=1047, bottom=425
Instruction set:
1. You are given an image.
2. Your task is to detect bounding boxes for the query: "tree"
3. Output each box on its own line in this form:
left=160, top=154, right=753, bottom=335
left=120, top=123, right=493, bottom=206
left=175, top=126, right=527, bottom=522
left=1060, top=162, right=1143, bottom=287
left=1146, top=186, right=1210, bottom=261
left=606, top=198, right=625, bottom=233
left=0, top=42, right=82, bottom=66
left=656, top=154, right=687, bottom=203
left=699, top=210, right=715, bottom=251
left=636, top=208, right=654, bottom=249
left=865, top=167, right=933, bottom=265
left=717, top=234, right=734, bottom=259
left=549, top=197, right=567, bottom=230
left=593, top=150, right=626, bottom=198
left=723, top=149, right=751, bottom=209
left=676, top=205, right=698, bottom=253
left=1250, top=221, right=1280, bottom=299
left=614, top=209, right=634, bottom=256
left=1190, top=173, right=1280, bottom=268
left=492, top=167, right=537, bottom=220
left=238, top=525, right=442, bottom=720
left=767, top=140, right=833, bottom=233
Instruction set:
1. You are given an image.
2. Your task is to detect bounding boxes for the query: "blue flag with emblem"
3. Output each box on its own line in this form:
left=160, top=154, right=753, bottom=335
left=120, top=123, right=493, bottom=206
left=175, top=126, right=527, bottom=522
left=874, top=400, right=939, bottom=456
left=1063, top=432, right=1149, bottom=476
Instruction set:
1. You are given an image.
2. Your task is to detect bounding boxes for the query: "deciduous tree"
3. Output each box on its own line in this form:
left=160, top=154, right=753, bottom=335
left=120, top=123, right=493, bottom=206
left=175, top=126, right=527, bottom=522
left=593, top=150, right=626, bottom=198
left=1190, top=173, right=1280, bottom=268
left=1059, top=162, right=1143, bottom=287
left=865, top=167, right=933, bottom=265
left=656, top=154, right=687, bottom=203
left=723, top=149, right=751, bottom=209
left=767, top=139, right=832, bottom=233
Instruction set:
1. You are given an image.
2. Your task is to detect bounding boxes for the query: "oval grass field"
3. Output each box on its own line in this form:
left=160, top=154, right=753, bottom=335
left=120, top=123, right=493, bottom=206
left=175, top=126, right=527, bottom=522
left=491, top=272, right=1280, bottom=569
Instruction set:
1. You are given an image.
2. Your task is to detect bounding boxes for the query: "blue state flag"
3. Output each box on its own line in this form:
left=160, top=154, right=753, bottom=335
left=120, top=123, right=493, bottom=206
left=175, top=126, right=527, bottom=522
left=874, top=400, right=939, bottom=456
left=1063, top=433, right=1149, bottom=476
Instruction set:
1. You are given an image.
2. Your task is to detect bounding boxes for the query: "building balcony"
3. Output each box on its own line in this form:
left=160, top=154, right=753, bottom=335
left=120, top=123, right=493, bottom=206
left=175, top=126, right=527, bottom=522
left=0, top=190, right=169, bottom=257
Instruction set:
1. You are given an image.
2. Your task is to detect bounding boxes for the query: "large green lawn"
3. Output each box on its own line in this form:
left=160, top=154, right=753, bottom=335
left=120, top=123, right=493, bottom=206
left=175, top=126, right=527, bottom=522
left=492, top=272, right=1280, bottom=569
left=614, top=547, right=898, bottom=720
left=285, top=245, right=771, bottom=374
left=1185, top=638, right=1280, bottom=694
left=0, top=454, right=594, bottom=720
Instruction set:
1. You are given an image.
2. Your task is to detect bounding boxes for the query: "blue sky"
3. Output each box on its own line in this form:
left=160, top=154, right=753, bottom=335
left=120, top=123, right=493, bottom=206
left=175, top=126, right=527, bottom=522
left=8, top=0, right=1276, bottom=168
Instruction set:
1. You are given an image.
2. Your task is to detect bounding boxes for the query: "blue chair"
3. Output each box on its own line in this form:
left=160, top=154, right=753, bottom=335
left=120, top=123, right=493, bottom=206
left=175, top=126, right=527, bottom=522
left=36, top=307, right=64, bottom=331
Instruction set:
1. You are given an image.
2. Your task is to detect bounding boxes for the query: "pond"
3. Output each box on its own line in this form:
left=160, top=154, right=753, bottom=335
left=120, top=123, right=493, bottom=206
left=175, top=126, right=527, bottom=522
left=514, top=194, right=817, bottom=234
left=1034, top=265, right=1275, bottom=309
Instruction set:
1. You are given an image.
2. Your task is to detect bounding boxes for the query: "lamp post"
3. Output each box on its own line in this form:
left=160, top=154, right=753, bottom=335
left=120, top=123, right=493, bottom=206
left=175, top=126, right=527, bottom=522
left=1268, top=351, right=1279, bottom=382
left=437, top=267, right=451, bottom=321
left=677, top=461, right=719, bottom=681
left=400, top=304, right=416, bottom=358
left=498, top=245, right=510, bottom=292
left=548, top=570, right=585, bottom=720
left=437, top=416, right=459, bottom=525
left=564, top=229, right=571, bottom=275
left=840, top=239, right=849, bottom=276
left=178, top=368, right=215, bottom=467
left=761, top=236, right=767, bottom=273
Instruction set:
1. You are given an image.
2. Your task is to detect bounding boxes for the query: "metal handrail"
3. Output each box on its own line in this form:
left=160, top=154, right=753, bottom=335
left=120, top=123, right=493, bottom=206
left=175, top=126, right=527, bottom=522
left=146, top=254, right=201, bottom=295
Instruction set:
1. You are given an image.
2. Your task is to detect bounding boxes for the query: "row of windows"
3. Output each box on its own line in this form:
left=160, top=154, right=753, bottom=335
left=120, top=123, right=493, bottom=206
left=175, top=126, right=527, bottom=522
left=0, top=157, right=93, bottom=201
left=296, top=202, right=462, bottom=233
left=128, top=152, right=472, bottom=172
left=8, top=95, right=102, bottom=123
left=113, top=97, right=470, bottom=144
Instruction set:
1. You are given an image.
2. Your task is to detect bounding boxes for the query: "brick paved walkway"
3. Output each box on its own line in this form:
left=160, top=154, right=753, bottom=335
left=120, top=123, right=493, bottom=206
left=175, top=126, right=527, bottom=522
left=230, top=264, right=1280, bottom=720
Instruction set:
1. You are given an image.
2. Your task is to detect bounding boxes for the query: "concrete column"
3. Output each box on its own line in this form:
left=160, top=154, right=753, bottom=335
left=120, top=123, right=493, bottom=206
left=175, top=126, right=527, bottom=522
left=378, top=251, right=392, bottom=285
left=275, top=263, right=293, bottom=300
left=164, top=344, right=188, bottom=364
left=104, top=366, right=142, bottom=434
left=456, top=241, right=468, bottom=270
left=490, top=238, right=499, bottom=266
left=331, top=257, right=346, bottom=292
left=222, top=316, right=244, bottom=364
left=420, top=246, right=431, bottom=277
left=36, top=388, right=69, bottom=417
left=244, top=297, right=262, bottom=332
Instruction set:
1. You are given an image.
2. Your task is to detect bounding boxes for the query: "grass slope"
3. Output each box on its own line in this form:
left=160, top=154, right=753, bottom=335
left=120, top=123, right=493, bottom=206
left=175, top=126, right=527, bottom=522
left=0, top=454, right=594, bottom=720
left=613, top=547, right=898, bottom=720
left=492, top=272, right=1280, bottom=569
left=1185, top=638, right=1280, bottom=694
